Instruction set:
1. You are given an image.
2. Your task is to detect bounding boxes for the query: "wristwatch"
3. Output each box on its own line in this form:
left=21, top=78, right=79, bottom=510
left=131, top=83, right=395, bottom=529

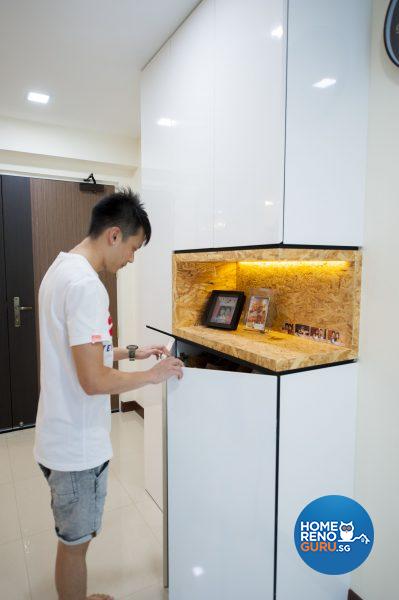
left=126, top=344, right=139, bottom=361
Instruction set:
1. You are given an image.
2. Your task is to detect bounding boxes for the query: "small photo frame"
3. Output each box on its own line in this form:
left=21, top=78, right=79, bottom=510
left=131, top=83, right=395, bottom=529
left=245, top=295, right=270, bottom=332
left=327, top=329, right=342, bottom=345
left=204, top=290, right=246, bottom=330
left=310, top=327, right=326, bottom=341
left=295, top=324, right=310, bottom=338
left=282, top=322, right=294, bottom=335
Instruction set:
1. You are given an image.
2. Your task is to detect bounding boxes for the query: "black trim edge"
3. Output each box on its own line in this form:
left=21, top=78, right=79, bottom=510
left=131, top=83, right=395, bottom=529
left=348, top=590, right=364, bottom=600
left=273, top=375, right=281, bottom=600
left=174, top=242, right=360, bottom=254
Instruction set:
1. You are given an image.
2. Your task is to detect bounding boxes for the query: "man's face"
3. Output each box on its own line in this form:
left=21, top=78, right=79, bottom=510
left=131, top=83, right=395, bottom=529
left=106, top=227, right=146, bottom=273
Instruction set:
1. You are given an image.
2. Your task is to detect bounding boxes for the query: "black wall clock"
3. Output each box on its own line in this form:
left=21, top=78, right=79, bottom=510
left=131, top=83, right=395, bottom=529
left=384, top=0, right=399, bottom=67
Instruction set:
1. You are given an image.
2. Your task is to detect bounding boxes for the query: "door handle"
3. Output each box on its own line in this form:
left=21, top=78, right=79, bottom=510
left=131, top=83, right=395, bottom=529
left=13, top=297, right=33, bottom=328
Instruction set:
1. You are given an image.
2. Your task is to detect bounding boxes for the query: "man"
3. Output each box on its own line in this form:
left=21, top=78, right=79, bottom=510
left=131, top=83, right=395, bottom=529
left=33, top=189, right=183, bottom=600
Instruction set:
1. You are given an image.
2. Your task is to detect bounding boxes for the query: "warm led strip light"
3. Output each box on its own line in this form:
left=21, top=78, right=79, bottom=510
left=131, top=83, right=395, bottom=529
left=238, top=261, right=348, bottom=267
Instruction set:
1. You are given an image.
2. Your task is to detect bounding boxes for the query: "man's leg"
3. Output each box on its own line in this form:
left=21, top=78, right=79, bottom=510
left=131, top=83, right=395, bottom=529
left=55, top=538, right=113, bottom=600
left=55, top=538, right=90, bottom=600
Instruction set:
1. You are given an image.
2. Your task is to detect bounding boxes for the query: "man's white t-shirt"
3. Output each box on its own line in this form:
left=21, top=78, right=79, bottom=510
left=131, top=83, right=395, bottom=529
left=33, top=252, right=114, bottom=471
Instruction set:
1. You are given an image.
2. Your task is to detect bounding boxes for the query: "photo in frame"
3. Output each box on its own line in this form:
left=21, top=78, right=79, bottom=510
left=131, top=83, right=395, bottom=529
left=204, top=290, right=246, bottom=330
left=295, top=324, right=310, bottom=338
left=244, top=294, right=270, bottom=332
left=310, top=327, right=326, bottom=341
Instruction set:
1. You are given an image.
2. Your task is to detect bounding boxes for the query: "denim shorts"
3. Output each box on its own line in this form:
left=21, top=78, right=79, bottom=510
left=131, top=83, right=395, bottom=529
left=38, top=460, right=109, bottom=546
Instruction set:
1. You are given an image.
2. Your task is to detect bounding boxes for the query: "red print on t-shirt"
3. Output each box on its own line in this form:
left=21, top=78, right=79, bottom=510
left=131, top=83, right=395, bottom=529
left=108, top=313, right=113, bottom=337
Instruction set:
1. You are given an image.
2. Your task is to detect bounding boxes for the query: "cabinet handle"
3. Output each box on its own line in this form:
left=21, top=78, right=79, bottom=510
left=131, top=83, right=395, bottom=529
left=13, top=297, right=33, bottom=328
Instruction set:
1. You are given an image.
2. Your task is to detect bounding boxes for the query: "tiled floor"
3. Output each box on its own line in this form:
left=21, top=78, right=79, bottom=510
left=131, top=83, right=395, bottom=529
left=0, top=412, right=167, bottom=600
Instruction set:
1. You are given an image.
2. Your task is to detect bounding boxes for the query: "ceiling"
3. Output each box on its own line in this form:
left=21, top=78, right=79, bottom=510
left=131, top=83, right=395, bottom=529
left=0, top=0, right=200, bottom=139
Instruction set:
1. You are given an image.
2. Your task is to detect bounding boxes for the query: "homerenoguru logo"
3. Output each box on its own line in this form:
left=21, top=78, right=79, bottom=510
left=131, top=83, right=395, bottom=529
left=294, top=495, right=374, bottom=575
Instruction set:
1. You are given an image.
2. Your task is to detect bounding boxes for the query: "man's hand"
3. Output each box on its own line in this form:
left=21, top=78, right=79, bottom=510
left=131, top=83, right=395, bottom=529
left=136, top=345, right=171, bottom=360
left=71, top=343, right=183, bottom=395
left=149, top=356, right=184, bottom=384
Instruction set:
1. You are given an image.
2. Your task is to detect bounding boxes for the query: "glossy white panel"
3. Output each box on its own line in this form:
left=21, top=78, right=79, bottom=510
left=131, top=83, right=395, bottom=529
left=140, top=43, right=174, bottom=333
left=284, top=0, right=371, bottom=246
left=167, top=368, right=277, bottom=600
left=170, top=0, right=214, bottom=250
left=140, top=46, right=175, bottom=507
left=277, top=363, right=358, bottom=600
left=214, top=0, right=286, bottom=247
left=144, top=402, right=163, bottom=509
left=136, top=332, right=174, bottom=509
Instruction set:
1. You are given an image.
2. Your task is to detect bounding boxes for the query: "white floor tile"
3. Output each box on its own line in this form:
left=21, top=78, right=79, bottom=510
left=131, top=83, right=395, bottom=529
left=14, top=475, right=54, bottom=537
left=111, top=453, right=148, bottom=504
left=23, top=530, right=58, bottom=600
left=105, top=470, right=134, bottom=513
left=8, top=442, right=40, bottom=482
left=0, top=440, right=12, bottom=484
left=121, top=583, right=168, bottom=600
left=0, top=482, right=21, bottom=545
left=5, top=427, right=36, bottom=447
left=111, top=412, right=144, bottom=458
left=86, top=504, right=163, bottom=599
left=0, top=539, right=31, bottom=600
left=136, top=495, right=163, bottom=545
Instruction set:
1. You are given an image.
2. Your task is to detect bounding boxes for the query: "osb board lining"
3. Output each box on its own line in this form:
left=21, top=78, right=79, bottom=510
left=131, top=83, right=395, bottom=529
left=236, top=261, right=356, bottom=348
left=174, top=325, right=357, bottom=372
left=173, top=248, right=361, bottom=371
left=173, top=261, right=237, bottom=328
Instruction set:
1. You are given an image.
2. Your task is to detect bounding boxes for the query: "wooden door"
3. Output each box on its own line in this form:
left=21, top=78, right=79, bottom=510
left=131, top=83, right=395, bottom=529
left=0, top=185, right=12, bottom=430
left=30, top=178, right=119, bottom=410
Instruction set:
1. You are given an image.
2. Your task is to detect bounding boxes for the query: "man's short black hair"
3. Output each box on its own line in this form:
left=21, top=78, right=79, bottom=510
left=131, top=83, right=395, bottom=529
left=88, top=188, right=151, bottom=244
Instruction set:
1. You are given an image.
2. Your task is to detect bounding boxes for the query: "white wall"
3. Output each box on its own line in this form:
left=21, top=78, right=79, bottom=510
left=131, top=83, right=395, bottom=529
left=0, top=116, right=138, bottom=167
left=116, top=142, right=143, bottom=406
left=351, top=1, right=399, bottom=597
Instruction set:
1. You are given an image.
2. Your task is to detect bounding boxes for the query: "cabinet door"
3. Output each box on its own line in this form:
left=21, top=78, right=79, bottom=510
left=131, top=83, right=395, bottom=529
left=283, top=0, right=371, bottom=246
left=140, top=43, right=174, bottom=333
left=167, top=368, right=277, bottom=600
left=213, top=0, right=286, bottom=247
left=277, top=364, right=358, bottom=600
left=137, top=336, right=175, bottom=511
left=170, top=0, right=214, bottom=251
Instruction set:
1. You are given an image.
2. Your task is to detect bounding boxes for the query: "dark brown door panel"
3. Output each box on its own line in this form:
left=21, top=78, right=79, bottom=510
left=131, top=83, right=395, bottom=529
left=2, top=176, right=39, bottom=427
left=0, top=178, right=12, bottom=430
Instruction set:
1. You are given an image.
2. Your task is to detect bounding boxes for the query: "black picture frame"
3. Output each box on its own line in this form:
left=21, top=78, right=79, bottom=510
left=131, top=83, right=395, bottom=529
left=204, top=290, right=246, bottom=331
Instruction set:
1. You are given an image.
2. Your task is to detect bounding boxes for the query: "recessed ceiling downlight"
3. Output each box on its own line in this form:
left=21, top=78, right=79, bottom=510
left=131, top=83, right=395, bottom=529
left=27, top=92, right=50, bottom=104
left=312, top=78, right=337, bottom=89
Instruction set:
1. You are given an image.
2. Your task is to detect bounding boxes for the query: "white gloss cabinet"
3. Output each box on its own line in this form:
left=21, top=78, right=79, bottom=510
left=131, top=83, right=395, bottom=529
left=142, top=0, right=287, bottom=251
left=140, top=43, right=174, bottom=334
left=141, top=0, right=371, bottom=252
left=167, top=368, right=277, bottom=600
left=283, top=0, right=371, bottom=246
left=213, top=0, right=286, bottom=247
left=139, top=43, right=175, bottom=506
left=276, top=364, right=358, bottom=600
left=169, top=0, right=214, bottom=251
left=165, top=351, right=358, bottom=600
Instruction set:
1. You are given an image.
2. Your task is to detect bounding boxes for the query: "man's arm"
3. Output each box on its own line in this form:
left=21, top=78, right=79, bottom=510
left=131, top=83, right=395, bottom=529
left=113, top=345, right=171, bottom=361
left=72, top=343, right=183, bottom=395
left=113, top=347, right=129, bottom=361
